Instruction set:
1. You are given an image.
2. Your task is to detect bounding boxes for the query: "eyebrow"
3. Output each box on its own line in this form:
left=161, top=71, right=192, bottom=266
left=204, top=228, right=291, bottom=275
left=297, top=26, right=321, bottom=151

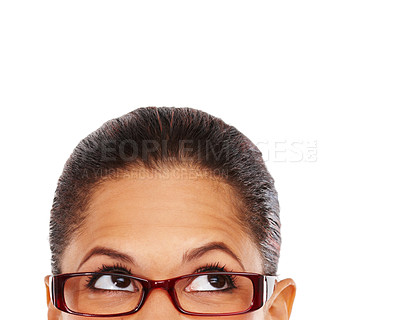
left=78, top=241, right=244, bottom=271
left=78, top=246, right=136, bottom=270
left=182, top=241, right=245, bottom=270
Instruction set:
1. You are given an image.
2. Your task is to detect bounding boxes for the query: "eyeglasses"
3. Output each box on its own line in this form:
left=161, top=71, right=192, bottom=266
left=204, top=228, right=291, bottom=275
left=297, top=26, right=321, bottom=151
left=47, top=271, right=277, bottom=317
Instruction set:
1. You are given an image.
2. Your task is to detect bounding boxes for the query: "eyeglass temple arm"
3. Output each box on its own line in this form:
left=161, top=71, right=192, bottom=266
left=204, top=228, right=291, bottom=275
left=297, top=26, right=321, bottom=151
left=48, top=276, right=54, bottom=304
left=265, top=275, right=277, bottom=302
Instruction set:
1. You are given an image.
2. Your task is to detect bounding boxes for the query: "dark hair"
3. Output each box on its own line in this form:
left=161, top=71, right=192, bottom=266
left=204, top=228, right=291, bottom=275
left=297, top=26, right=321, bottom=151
left=50, top=107, right=281, bottom=275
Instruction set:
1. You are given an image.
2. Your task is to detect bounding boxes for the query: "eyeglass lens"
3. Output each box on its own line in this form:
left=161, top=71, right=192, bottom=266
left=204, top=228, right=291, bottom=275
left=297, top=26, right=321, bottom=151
left=63, top=273, right=255, bottom=316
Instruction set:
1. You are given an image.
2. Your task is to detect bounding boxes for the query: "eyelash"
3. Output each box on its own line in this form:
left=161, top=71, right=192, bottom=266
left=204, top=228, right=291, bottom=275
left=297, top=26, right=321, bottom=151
left=194, top=262, right=230, bottom=273
left=87, top=261, right=234, bottom=286
left=85, top=263, right=132, bottom=289
left=194, top=262, right=237, bottom=289
left=93, top=261, right=231, bottom=275
left=86, top=262, right=237, bottom=290
left=96, top=263, right=132, bottom=275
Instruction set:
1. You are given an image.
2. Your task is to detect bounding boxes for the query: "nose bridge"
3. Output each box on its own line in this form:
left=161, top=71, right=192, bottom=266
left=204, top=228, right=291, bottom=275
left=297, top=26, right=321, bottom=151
left=135, top=279, right=180, bottom=319
left=143, top=278, right=176, bottom=306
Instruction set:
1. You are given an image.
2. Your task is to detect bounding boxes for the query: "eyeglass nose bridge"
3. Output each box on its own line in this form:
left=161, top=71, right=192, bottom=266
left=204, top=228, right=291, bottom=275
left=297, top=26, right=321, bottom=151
left=139, top=278, right=182, bottom=313
left=148, top=279, right=173, bottom=290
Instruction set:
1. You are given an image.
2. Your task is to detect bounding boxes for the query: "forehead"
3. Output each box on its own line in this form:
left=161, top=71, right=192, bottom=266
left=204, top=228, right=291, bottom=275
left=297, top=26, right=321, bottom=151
left=62, top=168, right=263, bottom=276
left=90, top=168, right=239, bottom=222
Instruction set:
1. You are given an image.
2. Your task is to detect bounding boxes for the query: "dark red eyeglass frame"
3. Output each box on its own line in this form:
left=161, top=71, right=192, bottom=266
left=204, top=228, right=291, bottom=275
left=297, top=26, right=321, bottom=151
left=49, top=271, right=276, bottom=317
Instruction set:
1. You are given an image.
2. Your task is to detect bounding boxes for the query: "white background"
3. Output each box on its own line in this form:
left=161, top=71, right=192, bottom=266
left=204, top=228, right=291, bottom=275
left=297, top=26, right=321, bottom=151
left=0, top=1, right=399, bottom=319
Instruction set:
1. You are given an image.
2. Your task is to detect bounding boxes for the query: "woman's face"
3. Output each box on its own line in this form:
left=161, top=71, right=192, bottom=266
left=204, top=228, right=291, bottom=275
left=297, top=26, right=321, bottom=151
left=47, top=168, right=293, bottom=319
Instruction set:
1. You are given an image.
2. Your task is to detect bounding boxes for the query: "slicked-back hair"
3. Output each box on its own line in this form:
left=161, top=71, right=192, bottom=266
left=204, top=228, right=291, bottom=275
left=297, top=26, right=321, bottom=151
left=50, top=107, right=281, bottom=275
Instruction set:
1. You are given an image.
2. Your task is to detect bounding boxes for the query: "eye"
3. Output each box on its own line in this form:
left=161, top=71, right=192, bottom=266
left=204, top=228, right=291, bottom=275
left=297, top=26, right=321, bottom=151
left=92, top=274, right=136, bottom=292
left=184, top=274, right=235, bottom=292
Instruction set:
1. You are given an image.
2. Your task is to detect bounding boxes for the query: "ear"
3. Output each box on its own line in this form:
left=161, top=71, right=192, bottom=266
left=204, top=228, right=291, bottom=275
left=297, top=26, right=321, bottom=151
left=44, top=276, right=61, bottom=320
left=265, top=278, right=296, bottom=320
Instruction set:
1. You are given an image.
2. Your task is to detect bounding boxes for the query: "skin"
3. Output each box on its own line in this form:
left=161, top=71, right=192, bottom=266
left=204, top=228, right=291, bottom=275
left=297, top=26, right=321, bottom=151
left=45, top=168, right=296, bottom=319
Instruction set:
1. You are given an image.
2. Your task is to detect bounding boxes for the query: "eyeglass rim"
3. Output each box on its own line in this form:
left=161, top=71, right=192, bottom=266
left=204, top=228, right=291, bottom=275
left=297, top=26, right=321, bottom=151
left=47, top=271, right=277, bottom=317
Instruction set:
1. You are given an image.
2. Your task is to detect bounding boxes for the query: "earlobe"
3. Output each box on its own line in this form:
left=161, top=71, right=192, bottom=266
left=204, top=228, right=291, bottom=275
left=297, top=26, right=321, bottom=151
left=265, top=278, right=296, bottom=320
